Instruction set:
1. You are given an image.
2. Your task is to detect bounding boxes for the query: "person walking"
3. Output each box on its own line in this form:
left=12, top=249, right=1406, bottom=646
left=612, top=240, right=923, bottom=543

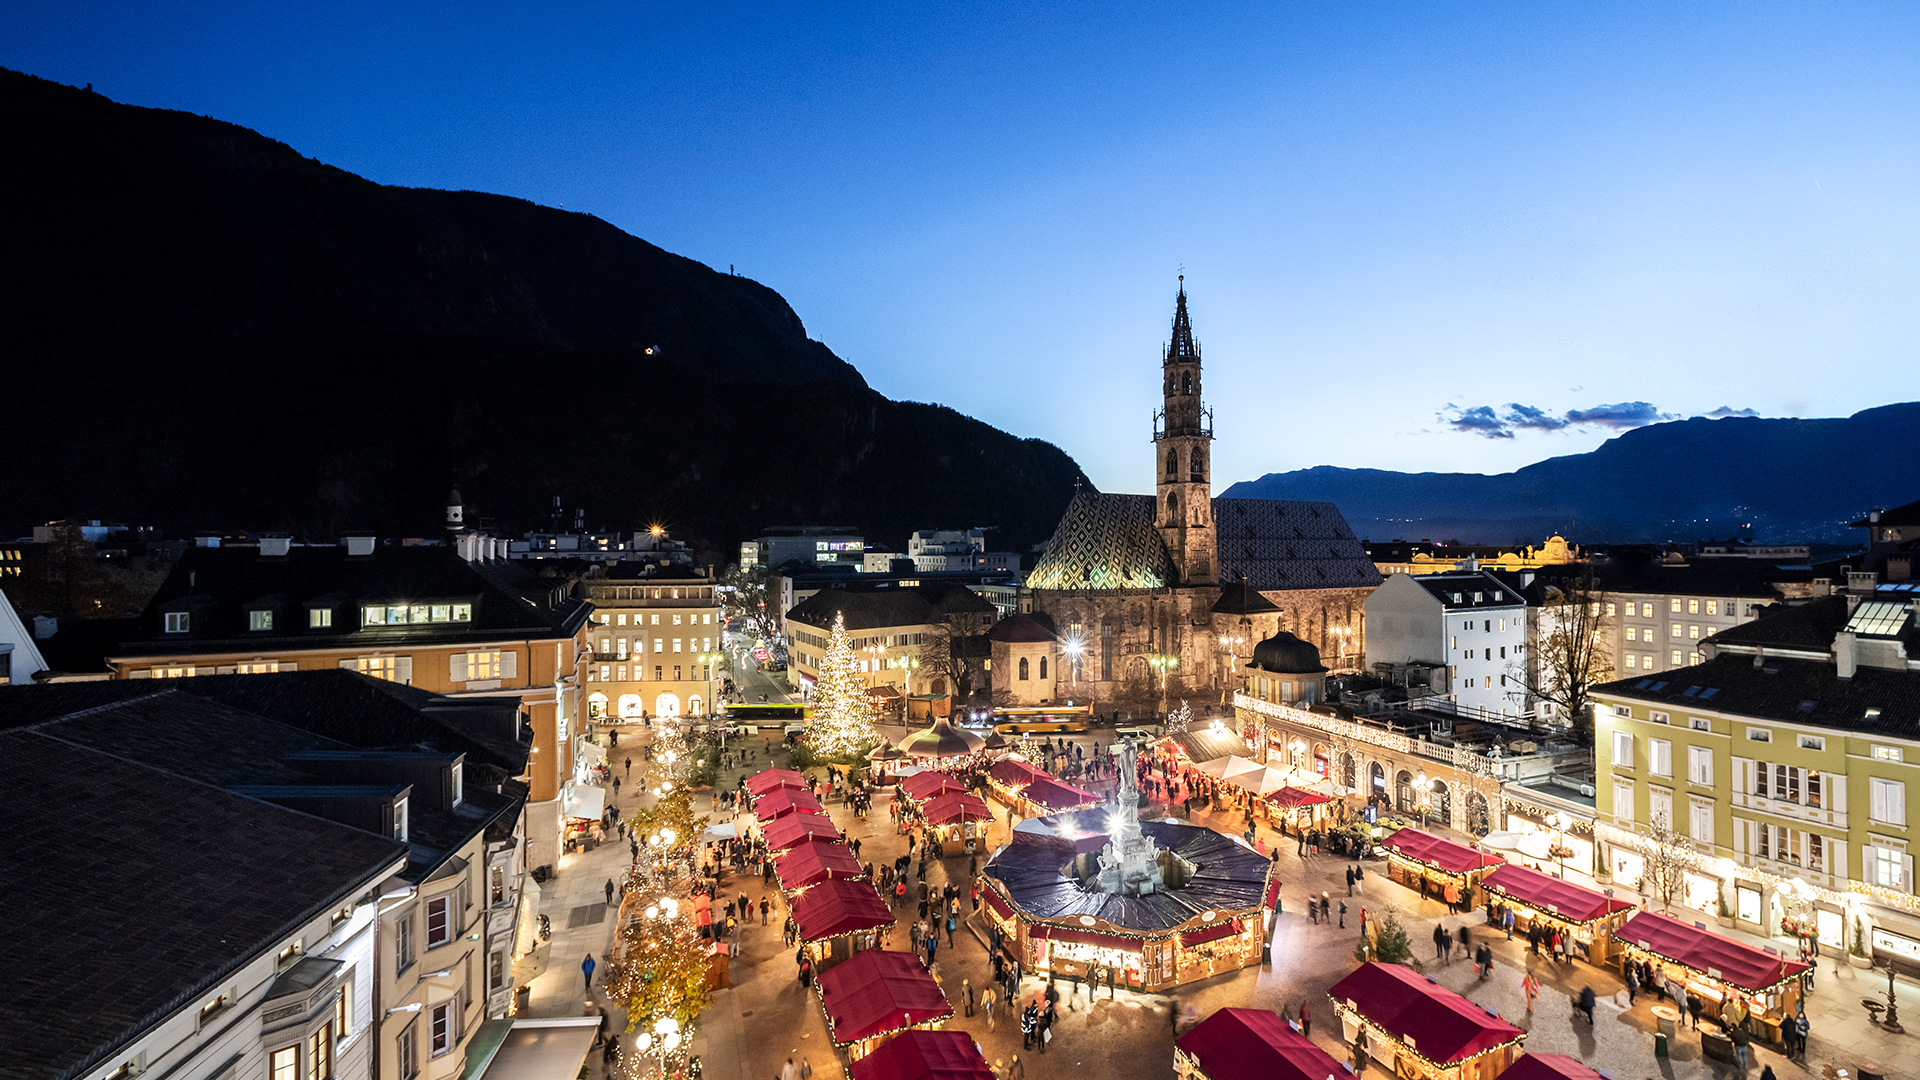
left=963, top=978, right=975, bottom=1016
left=761, top=896, right=771, bottom=925
left=1346, top=866, right=1355, bottom=896
left=1433, top=924, right=1447, bottom=961
left=1674, top=984, right=1692, bottom=1028
left=1007, top=1056, right=1024, bottom=1080
left=1576, top=985, right=1596, bottom=1024
left=1309, top=897, right=1319, bottom=925
left=624, top=756, right=632, bottom=778
left=1338, top=900, right=1348, bottom=928
left=1624, top=966, right=1638, bottom=1005
left=1520, top=972, right=1539, bottom=1014
left=1457, top=923, right=1470, bottom=959
left=983, top=986, right=998, bottom=1029
left=1020, top=1000, right=1038, bottom=1050
left=1792, top=1005, right=1810, bottom=1059
left=581, top=952, right=597, bottom=991
left=604, top=878, right=616, bottom=905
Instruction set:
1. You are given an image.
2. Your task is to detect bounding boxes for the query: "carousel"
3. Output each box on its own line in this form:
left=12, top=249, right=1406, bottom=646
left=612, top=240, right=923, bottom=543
left=980, top=738, right=1275, bottom=992
left=899, top=718, right=985, bottom=763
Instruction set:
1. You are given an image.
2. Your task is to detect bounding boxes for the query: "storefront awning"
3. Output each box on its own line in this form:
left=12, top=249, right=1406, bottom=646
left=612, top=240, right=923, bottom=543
left=791, top=878, right=894, bottom=942
left=577, top=741, right=607, bottom=765
left=817, top=950, right=953, bottom=1045
left=1031, top=924, right=1139, bottom=951
left=1618, top=911, right=1811, bottom=993
left=982, top=887, right=1014, bottom=920
left=1264, top=878, right=1282, bottom=909
left=1481, top=864, right=1633, bottom=925
left=1265, top=786, right=1333, bottom=808
left=1175, top=1008, right=1348, bottom=1080
left=1380, top=828, right=1506, bottom=876
left=562, top=785, right=605, bottom=821
left=473, top=1018, right=601, bottom=1080
left=1180, top=919, right=1242, bottom=947
left=1328, top=962, right=1525, bottom=1065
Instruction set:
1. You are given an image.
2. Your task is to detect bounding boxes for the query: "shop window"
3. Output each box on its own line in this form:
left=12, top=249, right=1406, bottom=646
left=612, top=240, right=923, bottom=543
left=1736, top=885, right=1761, bottom=923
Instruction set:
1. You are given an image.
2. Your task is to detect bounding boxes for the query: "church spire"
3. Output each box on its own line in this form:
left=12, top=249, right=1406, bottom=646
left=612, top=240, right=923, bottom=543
left=1165, top=275, right=1198, bottom=363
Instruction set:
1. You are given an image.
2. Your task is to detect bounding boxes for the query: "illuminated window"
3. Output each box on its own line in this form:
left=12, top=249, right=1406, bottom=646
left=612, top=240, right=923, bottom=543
left=1626, top=627, right=1638, bottom=642
left=1670, top=598, right=1682, bottom=613
left=250, top=610, right=274, bottom=631
left=1689, top=599, right=1700, bottom=614
left=356, top=656, right=398, bottom=681
left=270, top=1046, right=298, bottom=1080
left=1625, top=654, right=1638, bottom=669
left=1688, top=625, right=1701, bottom=639
left=310, top=608, right=333, bottom=628
left=306, top=1023, right=332, bottom=1080
left=165, top=611, right=191, bottom=633
left=1706, top=600, right=1719, bottom=616
left=1671, top=649, right=1682, bottom=665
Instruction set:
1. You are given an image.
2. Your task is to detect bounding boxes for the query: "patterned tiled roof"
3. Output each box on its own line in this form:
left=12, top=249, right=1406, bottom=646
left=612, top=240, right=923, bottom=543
left=1026, top=493, right=1382, bottom=592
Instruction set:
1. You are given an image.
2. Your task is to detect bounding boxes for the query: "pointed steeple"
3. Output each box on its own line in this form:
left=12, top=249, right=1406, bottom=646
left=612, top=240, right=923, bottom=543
left=1165, top=276, right=1198, bottom=362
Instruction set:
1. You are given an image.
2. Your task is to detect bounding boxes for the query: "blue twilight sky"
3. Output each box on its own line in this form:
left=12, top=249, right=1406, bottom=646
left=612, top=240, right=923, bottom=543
left=7, top=3, right=1919, bottom=495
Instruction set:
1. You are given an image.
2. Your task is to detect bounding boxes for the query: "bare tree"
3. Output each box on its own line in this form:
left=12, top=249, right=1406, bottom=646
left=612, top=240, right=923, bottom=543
left=1509, top=566, right=1613, bottom=741
left=919, top=616, right=988, bottom=702
left=1636, top=810, right=1699, bottom=912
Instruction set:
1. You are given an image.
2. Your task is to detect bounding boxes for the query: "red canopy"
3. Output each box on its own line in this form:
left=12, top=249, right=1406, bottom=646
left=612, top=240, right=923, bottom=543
left=1618, top=911, right=1812, bottom=993
left=747, top=768, right=808, bottom=796
left=1031, top=924, right=1138, bottom=951
left=1264, top=878, right=1282, bottom=909
left=1022, top=775, right=1098, bottom=811
left=816, top=950, right=953, bottom=1045
left=1380, top=829, right=1507, bottom=876
left=1175, top=1007, right=1349, bottom=1080
left=763, top=812, right=842, bottom=852
left=1180, top=919, right=1242, bottom=947
left=1497, top=1054, right=1607, bottom=1080
left=1481, top=864, right=1634, bottom=925
left=982, top=887, right=1014, bottom=920
left=899, top=772, right=965, bottom=801
left=921, top=792, right=993, bottom=825
left=775, top=842, right=864, bottom=892
left=1327, top=962, right=1524, bottom=1064
left=791, top=878, right=895, bottom=942
left=754, top=787, right=824, bottom=821
left=1265, top=786, right=1333, bottom=808
left=989, top=759, right=1044, bottom=788
left=849, top=1031, right=990, bottom=1080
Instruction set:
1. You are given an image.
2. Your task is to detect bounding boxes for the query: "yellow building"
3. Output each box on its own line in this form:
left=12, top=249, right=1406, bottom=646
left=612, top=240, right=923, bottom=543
left=582, top=562, right=725, bottom=719
left=785, top=584, right=996, bottom=701
left=1371, top=537, right=1579, bottom=577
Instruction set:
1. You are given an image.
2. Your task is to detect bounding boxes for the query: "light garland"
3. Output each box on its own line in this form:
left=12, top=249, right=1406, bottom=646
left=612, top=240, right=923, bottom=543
left=811, top=613, right=878, bottom=756
left=1328, top=997, right=1526, bottom=1077
left=1502, top=794, right=1596, bottom=835
left=1593, top=821, right=1875, bottom=911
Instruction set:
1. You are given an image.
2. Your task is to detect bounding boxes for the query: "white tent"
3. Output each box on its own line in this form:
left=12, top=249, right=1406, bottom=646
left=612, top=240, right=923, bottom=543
left=562, top=785, right=606, bottom=821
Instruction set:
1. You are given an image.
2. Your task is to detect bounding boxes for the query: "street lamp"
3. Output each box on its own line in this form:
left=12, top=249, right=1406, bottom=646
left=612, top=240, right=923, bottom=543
left=1063, top=636, right=1086, bottom=690
left=1149, top=654, right=1178, bottom=712
left=638, top=1015, right=682, bottom=1078
left=1545, top=812, right=1568, bottom=879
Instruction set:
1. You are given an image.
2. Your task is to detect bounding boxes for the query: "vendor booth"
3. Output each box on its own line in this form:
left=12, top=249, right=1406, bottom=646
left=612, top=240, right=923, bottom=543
left=1479, top=864, right=1633, bottom=965
left=1616, top=910, right=1810, bottom=1045
left=1328, top=962, right=1526, bottom=1080
left=986, top=758, right=1098, bottom=817
left=754, top=787, right=824, bottom=821
left=1380, top=829, right=1506, bottom=905
left=899, top=771, right=966, bottom=803
left=762, top=812, right=843, bottom=853
left=848, top=1030, right=991, bottom=1080
left=747, top=768, right=809, bottom=797
left=1175, top=1008, right=1349, bottom=1080
left=792, top=878, right=895, bottom=970
left=1497, top=1055, right=1606, bottom=1080
left=816, top=949, right=954, bottom=1057
left=918, top=792, right=995, bottom=850
left=774, top=841, right=865, bottom=893
left=906, top=694, right=954, bottom=723
left=562, top=785, right=608, bottom=850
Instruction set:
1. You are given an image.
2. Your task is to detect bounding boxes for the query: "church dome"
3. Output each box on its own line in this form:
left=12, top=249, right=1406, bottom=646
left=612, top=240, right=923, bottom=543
left=1248, top=631, right=1327, bottom=675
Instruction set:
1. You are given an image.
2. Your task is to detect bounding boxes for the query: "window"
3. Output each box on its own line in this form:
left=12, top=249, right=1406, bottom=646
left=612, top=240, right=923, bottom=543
left=165, top=611, right=190, bottom=633
left=1613, top=779, right=1635, bottom=820
left=430, top=999, right=458, bottom=1056
left=1589, top=602, right=1601, bottom=616
left=1871, top=778, right=1907, bottom=826
left=355, top=656, right=398, bottom=681
left=1689, top=799, right=1714, bottom=844
left=1670, top=598, right=1682, bottom=613
left=1688, top=599, right=1700, bottom=614
left=1626, top=627, right=1638, bottom=641
left=1799, top=734, right=1826, bottom=751
left=250, top=610, right=274, bottom=631
left=1642, top=602, right=1655, bottom=618
left=1689, top=650, right=1701, bottom=665
left=1706, top=600, right=1719, bottom=616
left=490, top=949, right=507, bottom=991
left=673, top=614, right=682, bottom=625
left=1649, top=786, right=1673, bottom=828
left=395, top=912, right=415, bottom=971
left=1649, top=738, right=1672, bottom=777
left=1671, top=649, right=1683, bottom=666
left=1688, top=625, right=1701, bottom=639
left=1606, top=603, right=1617, bottom=617
left=1688, top=746, right=1713, bottom=785
left=1869, top=843, right=1911, bottom=891
left=363, top=604, right=470, bottom=626
left=336, top=983, right=351, bottom=1037
left=1648, top=710, right=1669, bottom=725
left=1017, top=657, right=1029, bottom=680
left=1670, top=624, right=1683, bottom=637
left=672, top=639, right=683, bottom=653
left=1039, top=656, right=1048, bottom=679
left=307, top=1023, right=332, bottom=1080
left=1499, top=618, right=1507, bottom=631
left=393, top=797, right=409, bottom=842
left=1747, top=728, right=1772, bottom=743
left=1690, top=717, right=1710, bottom=731
left=1644, top=654, right=1656, bottom=670
left=398, top=1022, right=419, bottom=1080
left=653, top=638, right=663, bottom=653
left=1612, top=731, right=1633, bottom=768
left=1874, top=746, right=1903, bottom=763
left=472, top=651, right=500, bottom=679
left=1626, top=654, right=1638, bottom=670
left=198, top=993, right=233, bottom=1029
left=271, top=1046, right=299, bottom=1080
left=310, top=608, right=333, bottom=628
left=426, top=895, right=452, bottom=947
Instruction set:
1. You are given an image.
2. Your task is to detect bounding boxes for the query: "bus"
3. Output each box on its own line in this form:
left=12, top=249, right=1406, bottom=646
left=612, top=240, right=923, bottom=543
left=990, top=706, right=1093, bottom=735
left=724, top=702, right=813, bottom=728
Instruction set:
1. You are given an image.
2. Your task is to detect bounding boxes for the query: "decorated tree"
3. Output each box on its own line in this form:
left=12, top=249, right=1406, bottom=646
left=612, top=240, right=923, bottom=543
left=1636, top=809, right=1698, bottom=911
left=1166, top=700, right=1193, bottom=734
left=809, top=612, right=878, bottom=757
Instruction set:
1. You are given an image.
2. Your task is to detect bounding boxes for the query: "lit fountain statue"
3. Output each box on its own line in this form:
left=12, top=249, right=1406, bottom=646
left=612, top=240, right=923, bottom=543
left=1094, top=736, right=1168, bottom=895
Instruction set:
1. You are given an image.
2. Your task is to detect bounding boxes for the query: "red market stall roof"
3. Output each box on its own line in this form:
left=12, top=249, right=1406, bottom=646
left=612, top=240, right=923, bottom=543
left=1265, top=786, right=1333, bottom=809
left=1328, top=962, right=1525, bottom=1065
left=1497, top=1054, right=1607, bottom=1080
left=1175, top=1007, right=1349, bottom=1080
left=817, top=950, right=954, bottom=1046
left=1179, top=919, right=1243, bottom=948
left=1022, top=775, right=1099, bottom=812
left=921, top=792, right=993, bottom=825
left=1264, top=879, right=1282, bottom=909
left=989, top=759, right=1045, bottom=788
left=849, top=1031, right=990, bottom=1080
left=982, top=887, right=1014, bottom=921
left=1618, top=911, right=1812, bottom=993
left=1481, top=864, right=1634, bottom=925
left=747, top=769, right=808, bottom=796
left=900, top=772, right=966, bottom=802
left=791, top=878, right=895, bottom=943
left=1380, top=829, right=1507, bottom=876
left=755, top=787, right=825, bottom=821
left=1030, top=924, right=1138, bottom=951
left=775, top=842, right=864, bottom=892
left=763, top=812, right=843, bottom=852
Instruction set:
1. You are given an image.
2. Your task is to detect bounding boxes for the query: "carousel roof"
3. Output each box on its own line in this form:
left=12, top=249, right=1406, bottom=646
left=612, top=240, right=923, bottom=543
left=754, top=787, right=824, bottom=821
left=899, top=719, right=985, bottom=758
left=1327, top=962, right=1524, bottom=1064
left=898, top=771, right=965, bottom=801
left=774, top=841, right=864, bottom=892
left=1380, top=829, right=1506, bottom=875
left=762, top=812, right=842, bottom=851
left=848, top=1030, right=989, bottom=1080
left=746, top=768, right=808, bottom=796
left=1176, top=1008, right=1347, bottom=1080
left=817, top=950, right=954, bottom=1045
left=921, top=791, right=993, bottom=825
left=1617, top=911, right=1811, bottom=993
left=1480, top=864, right=1633, bottom=924
left=983, top=810, right=1272, bottom=933
left=790, top=878, right=895, bottom=943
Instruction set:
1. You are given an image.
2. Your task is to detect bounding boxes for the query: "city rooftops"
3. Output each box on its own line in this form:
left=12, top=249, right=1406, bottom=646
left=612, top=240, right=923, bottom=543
left=1408, top=571, right=1525, bottom=609
left=1594, top=652, right=1920, bottom=737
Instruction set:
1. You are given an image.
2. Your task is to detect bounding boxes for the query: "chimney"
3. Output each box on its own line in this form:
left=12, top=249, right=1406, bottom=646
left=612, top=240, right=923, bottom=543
left=1835, top=630, right=1857, bottom=679
left=33, top=615, right=58, bottom=639
left=259, top=536, right=292, bottom=557
left=343, top=534, right=376, bottom=557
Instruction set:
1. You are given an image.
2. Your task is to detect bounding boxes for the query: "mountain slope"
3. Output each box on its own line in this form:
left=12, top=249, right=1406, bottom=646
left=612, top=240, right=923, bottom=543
left=1224, top=405, right=1920, bottom=543
left=0, top=69, right=1081, bottom=557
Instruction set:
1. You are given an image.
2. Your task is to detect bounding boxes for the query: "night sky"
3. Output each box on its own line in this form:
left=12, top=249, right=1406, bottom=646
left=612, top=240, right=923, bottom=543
left=8, top=3, right=1917, bottom=494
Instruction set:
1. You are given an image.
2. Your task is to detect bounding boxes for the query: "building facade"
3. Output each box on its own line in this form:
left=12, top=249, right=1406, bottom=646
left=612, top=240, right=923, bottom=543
left=1363, top=570, right=1528, bottom=719
left=784, top=584, right=997, bottom=701
left=582, top=563, right=724, bottom=719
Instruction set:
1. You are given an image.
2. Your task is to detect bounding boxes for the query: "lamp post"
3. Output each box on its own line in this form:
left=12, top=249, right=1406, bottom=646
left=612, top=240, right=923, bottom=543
left=1546, top=812, right=1567, bottom=879
left=1149, top=654, right=1178, bottom=713
left=1063, top=637, right=1086, bottom=691
left=1216, top=633, right=1245, bottom=705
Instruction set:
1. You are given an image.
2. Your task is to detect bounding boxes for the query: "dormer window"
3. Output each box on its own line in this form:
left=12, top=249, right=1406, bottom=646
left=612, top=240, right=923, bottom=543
left=310, top=608, right=333, bottom=628
left=165, top=612, right=190, bottom=633
left=250, top=610, right=274, bottom=631
left=364, top=603, right=473, bottom=627
left=450, top=764, right=464, bottom=807
left=393, top=797, right=409, bottom=842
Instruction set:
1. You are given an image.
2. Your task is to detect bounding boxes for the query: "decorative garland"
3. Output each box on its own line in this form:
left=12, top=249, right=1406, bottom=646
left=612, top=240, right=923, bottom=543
left=1328, top=997, right=1526, bottom=1075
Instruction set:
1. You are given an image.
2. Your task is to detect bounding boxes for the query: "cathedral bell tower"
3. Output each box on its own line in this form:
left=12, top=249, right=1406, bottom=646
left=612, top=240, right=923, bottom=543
left=1154, top=279, right=1215, bottom=585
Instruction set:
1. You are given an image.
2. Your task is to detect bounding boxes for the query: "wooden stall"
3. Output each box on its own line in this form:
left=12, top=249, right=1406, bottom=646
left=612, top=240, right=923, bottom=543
left=848, top=1030, right=992, bottom=1080
left=753, top=787, right=824, bottom=822
left=1380, top=829, right=1507, bottom=906
left=773, top=841, right=865, bottom=894
left=816, top=949, right=954, bottom=1059
left=1328, top=962, right=1526, bottom=1080
left=791, top=877, right=895, bottom=972
left=1616, top=911, right=1810, bottom=1046
left=1174, top=1008, right=1350, bottom=1080
left=1479, top=863, right=1634, bottom=966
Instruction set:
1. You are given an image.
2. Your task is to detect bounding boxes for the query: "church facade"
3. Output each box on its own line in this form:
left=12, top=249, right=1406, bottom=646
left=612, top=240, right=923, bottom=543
left=1025, top=284, right=1381, bottom=709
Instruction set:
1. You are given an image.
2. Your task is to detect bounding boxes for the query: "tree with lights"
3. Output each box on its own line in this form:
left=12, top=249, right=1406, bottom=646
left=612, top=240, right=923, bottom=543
left=1166, top=700, right=1193, bottom=734
left=808, top=612, right=878, bottom=757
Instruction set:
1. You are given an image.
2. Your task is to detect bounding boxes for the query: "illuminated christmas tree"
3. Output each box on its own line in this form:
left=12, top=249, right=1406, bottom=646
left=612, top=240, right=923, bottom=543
left=810, top=612, right=876, bottom=757
left=1166, top=700, right=1193, bottom=734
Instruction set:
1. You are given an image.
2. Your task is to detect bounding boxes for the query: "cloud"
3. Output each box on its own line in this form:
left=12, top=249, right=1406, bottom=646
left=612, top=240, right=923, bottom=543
left=1702, top=406, right=1759, bottom=419
left=1439, top=399, right=1677, bottom=438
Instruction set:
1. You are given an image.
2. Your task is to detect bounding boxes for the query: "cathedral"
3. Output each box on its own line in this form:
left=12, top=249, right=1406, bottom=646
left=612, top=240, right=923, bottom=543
left=1025, top=283, right=1382, bottom=707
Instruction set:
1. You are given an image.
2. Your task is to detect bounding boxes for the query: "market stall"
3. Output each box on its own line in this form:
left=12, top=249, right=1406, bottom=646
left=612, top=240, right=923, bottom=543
left=746, top=768, right=809, bottom=797
left=1153, top=727, right=1252, bottom=767
left=899, top=770, right=966, bottom=803
left=815, top=949, right=954, bottom=1058
left=986, top=759, right=1097, bottom=817
left=918, top=792, right=995, bottom=850
left=1379, top=829, right=1506, bottom=906
left=753, top=787, right=824, bottom=822
left=762, top=812, right=843, bottom=853
left=562, top=784, right=609, bottom=850
left=1479, top=864, right=1633, bottom=965
left=1174, top=1007, right=1349, bottom=1080
left=1615, top=910, right=1810, bottom=1045
left=774, top=841, right=865, bottom=894
left=1328, top=962, right=1526, bottom=1080
left=1495, top=1054, right=1606, bottom=1080
left=848, top=1030, right=991, bottom=1080
left=1265, top=785, right=1335, bottom=831
left=791, top=877, right=896, bottom=970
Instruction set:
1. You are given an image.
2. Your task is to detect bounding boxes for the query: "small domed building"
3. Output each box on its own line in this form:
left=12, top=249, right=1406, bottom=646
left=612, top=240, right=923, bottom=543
left=1243, top=631, right=1328, bottom=707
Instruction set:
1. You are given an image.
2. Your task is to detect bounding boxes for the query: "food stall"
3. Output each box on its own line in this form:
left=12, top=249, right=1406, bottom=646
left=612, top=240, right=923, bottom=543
left=1495, top=1055, right=1607, bottom=1080
left=562, top=784, right=608, bottom=851
left=1479, top=863, right=1634, bottom=966
left=848, top=1030, right=992, bottom=1080
left=1380, top=829, right=1506, bottom=905
left=1328, top=962, right=1526, bottom=1080
left=898, top=770, right=966, bottom=804
left=774, top=841, right=865, bottom=894
left=761, top=811, right=843, bottom=853
left=791, top=877, right=895, bottom=971
left=917, top=791, right=995, bottom=850
left=815, top=949, right=953, bottom=1058
left=1615, top=911, right=1810, bottom=1046
left=986, top=758, right=1098, bottom=818
left=1175, top=1007, right=1349, bottom=1080
left=1265, top=784, right=1335, bottom=832
left=753, top=787, right=824, bottom=821
left=746, top=768, right=809, bottom=797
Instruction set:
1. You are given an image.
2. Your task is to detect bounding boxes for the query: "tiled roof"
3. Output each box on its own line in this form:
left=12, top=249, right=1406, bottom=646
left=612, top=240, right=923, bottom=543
left=0, top=730, right=405, bottom=1080
left=985, top=613, right=1057, bottom=643
left=1593, top=652, right=1920, bottom=736
left=1026, top=493, right=1380, bottom=592
left=1409, top=571, right=1526, bottom=609
left=1702, top=595, right=1847, bottom=652
left=785, top=583, right=994, bottom=631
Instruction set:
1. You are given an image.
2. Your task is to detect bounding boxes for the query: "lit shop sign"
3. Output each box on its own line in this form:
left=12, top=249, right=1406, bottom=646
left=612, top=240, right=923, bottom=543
left=1873, top=928, right=1920, bottom=962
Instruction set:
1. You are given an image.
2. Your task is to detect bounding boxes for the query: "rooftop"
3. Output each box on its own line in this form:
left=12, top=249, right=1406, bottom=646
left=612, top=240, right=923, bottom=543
left=786, top=583, right=995, bottom=631
left=1593, top=652, right=1920, bottom=737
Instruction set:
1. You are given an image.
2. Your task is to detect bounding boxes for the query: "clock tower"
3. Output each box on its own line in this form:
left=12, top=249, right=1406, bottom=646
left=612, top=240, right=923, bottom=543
left=1154, top=279, right=1215, bottom=586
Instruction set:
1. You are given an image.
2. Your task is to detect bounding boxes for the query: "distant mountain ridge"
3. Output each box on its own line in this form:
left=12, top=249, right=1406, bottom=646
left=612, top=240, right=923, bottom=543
left=1223, top=405, right=1920, bottom=544
left=0, top=69, right=1082, bottom=557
